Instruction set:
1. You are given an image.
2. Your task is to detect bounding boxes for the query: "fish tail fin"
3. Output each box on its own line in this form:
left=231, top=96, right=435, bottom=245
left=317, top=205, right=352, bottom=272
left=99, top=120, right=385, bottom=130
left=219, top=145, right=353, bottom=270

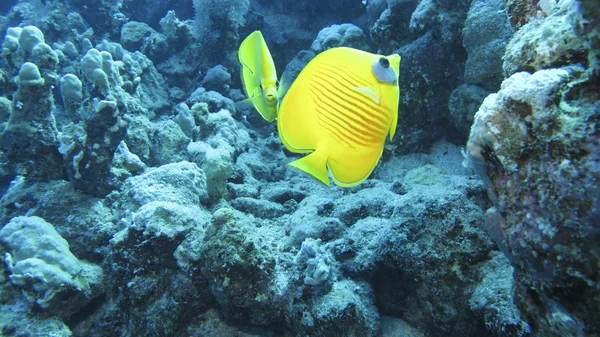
left=288, top=149, right=330, bottom=187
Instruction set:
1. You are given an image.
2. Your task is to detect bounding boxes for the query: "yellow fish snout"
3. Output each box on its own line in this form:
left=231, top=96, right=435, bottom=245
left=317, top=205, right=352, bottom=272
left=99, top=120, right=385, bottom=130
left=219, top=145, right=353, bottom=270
left=263, top=85, right=278, bottom=102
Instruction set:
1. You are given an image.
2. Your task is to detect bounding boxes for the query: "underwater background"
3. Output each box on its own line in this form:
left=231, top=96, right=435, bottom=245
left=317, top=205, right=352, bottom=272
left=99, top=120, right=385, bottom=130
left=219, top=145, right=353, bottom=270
left=0, top=0, right=598, bottom=336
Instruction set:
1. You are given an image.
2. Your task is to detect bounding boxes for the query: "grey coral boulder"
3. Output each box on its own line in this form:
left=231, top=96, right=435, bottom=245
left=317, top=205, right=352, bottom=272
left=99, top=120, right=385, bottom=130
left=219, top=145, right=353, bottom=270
left=311, top=23, right=368, bottom=53
left=448, top=83, right=490, bottom=139
left=115, top=161, right=209, bottom=213
left=470, top=252, right=531, bottom=337
left=195, top=208, right=286, bottom=326
left=0, top=216, right=103, bottom=320
left=120, top=21, right=155, bottom=52
left=462, top=0, right=512, bottom=90
left=229, top=197, right=286, bottom=219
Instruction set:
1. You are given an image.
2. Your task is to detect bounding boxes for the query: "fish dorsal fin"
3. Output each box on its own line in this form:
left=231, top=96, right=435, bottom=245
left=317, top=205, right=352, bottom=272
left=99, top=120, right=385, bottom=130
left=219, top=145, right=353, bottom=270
left=238, top=31, right=263, bottom=97
left=352, top=86, right=380, bottom=105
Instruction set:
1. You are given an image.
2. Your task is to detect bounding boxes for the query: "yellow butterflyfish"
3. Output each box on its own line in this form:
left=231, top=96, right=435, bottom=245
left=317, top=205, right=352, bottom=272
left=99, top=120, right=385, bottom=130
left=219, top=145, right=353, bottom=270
left=277, top=47, right=401, bottom=187
left=237, top=31, right=279, bottom=122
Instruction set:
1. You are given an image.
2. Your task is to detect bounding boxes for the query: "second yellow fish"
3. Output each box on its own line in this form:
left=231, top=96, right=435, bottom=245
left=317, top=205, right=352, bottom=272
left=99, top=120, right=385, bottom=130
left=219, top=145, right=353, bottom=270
left=238, top=31, right=279, bottom=122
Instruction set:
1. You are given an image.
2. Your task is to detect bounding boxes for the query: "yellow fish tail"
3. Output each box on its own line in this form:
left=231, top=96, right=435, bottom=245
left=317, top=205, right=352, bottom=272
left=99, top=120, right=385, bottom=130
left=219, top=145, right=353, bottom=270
left=288, top=149, right=330, bottom=187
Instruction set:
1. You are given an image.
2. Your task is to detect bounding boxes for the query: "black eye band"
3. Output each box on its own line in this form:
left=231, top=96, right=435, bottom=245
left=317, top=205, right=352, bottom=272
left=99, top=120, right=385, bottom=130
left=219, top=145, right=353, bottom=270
left=379, top=57, right=389, bottom=68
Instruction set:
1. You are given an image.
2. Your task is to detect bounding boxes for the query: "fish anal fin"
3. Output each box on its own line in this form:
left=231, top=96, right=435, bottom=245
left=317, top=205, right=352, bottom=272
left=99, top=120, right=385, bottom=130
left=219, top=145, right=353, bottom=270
left=352, top=86, right=380, bottom=105
left=329, top=147, right=383, bottom=188
left=288, top=149, right=330, bottom=187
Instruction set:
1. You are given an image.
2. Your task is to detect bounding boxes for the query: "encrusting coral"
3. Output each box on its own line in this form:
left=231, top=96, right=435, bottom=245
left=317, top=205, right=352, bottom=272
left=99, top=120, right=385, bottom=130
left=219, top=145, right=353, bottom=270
left=465, top=1, right=599, bottom=333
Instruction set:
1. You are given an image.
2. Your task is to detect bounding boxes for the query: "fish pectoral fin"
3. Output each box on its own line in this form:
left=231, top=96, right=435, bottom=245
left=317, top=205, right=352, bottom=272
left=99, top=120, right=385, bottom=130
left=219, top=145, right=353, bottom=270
left=235, top=97, right=255, bottom=110
left=277, top=73, right=292, bottom=103
left=352, top=86, right=380, bottom=105
left=288, top=149, right=330, bottom=187
left=254, top=97, right=277, bottom=122
left=236, top=89, right=276, bottom=122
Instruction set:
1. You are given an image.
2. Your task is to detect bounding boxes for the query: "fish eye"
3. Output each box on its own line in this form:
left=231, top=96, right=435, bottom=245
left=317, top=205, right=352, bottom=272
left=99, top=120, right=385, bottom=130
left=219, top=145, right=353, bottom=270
left=372, top=58, right=397, bottom=85
left=379, top=57, right=390, bottom=69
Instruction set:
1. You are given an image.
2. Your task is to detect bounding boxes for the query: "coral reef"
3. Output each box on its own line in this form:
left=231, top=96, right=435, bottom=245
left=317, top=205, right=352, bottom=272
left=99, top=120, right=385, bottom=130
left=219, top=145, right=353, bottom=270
left=369, top=0, right=419, bottom=53
left=0, top=0, right=597, bottom=336
left=380, top=0, right=472, bottom=153
left=202, top=64, right=231, bottom=94
left=448, top=84, right=490, bottom=137
left=467, top=65, right=599, bottom=336
left=195, top=208, right=283, bottom=326
left=1, top=26, right=63, bottom=180
left=466, top=2, right=600, bottom=335
left=503, top=3, right=588, bottom=77
left=0, top=178, right=117, bottom=262
left=311, top=23, right=369, bottom=53
left=462, top=0, right=512, bottom=91
left=470, top=252, right=532, bottom=336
